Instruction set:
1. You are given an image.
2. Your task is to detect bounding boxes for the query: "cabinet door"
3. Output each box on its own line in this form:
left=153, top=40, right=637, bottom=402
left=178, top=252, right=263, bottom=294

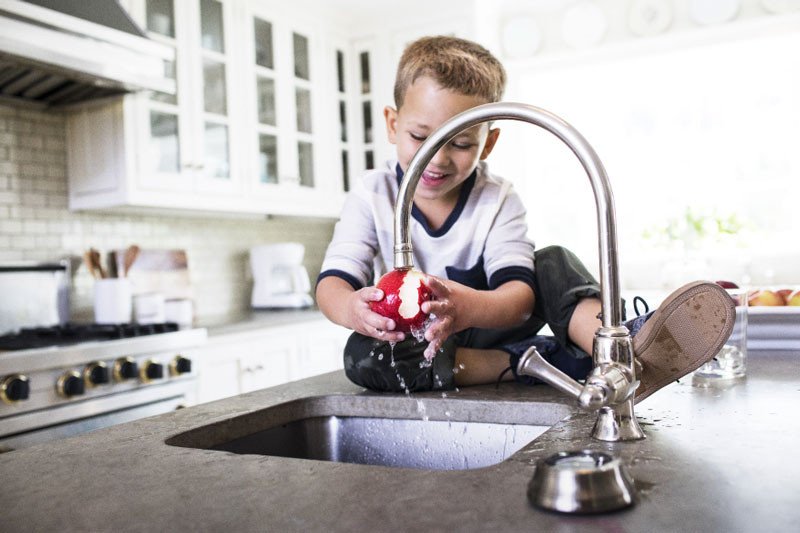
left=243, top=4, right=346, bottom=216
left=125, top=0, right=240, bottom=194
left=245, top=7, right=311, bottom=189
left=291, top=321, right=349, bottom=381
left=196, top=352, right=240, bottom=404
left=129, top=0, right=192, bottom=191
left=189, top=0, right=241, bottom=194
left=239, top=337, right=295, bottom=393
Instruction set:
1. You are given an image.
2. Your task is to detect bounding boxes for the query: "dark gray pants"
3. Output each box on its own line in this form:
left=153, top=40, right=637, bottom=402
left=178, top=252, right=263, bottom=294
left=343, top=246, right=603, bottom=392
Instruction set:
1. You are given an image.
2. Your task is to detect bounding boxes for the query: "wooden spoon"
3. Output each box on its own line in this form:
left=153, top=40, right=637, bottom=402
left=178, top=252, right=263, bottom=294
left=83, top=250, right=99, bottom=279
left=89, top=248, right=106, bottom=279
left=122, top=245, right=140, bottom=278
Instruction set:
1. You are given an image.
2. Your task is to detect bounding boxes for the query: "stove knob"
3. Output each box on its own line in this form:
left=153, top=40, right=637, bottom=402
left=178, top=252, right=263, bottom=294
left=170, top=355, right=192, bottom=376
left=140, top=360, right=164, bottom=383
left=1, top=374, right=30, bottom=404
left=113, top=357, right=138, bottom=382
left=57, top=371, right=85, bottom=398
left=84, top=362, right=110, bottom=387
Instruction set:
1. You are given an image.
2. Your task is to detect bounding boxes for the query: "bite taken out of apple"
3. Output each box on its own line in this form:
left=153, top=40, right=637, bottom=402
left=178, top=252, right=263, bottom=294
left=370, top=268, right=433, bottom=333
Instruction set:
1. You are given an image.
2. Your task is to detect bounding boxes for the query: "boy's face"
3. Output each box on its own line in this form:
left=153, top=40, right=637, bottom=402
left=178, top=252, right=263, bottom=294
left=384, top=76, right=500, bottom=203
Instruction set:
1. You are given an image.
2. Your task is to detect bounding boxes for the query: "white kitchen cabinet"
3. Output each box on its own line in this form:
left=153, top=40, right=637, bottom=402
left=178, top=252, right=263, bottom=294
left=196, top=318, right=350, bottom=404
left=239, top=3, right=350, bottom=212
left=66, top=0, right=349, bottom=217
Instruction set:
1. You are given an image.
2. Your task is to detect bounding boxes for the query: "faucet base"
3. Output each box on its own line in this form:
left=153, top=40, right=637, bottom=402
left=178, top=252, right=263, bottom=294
left=592, top=400, right=645, bottom=441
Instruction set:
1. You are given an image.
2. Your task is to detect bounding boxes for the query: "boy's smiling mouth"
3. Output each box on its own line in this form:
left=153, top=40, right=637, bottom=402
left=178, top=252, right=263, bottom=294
left=421, top=169, right=449, bottom=186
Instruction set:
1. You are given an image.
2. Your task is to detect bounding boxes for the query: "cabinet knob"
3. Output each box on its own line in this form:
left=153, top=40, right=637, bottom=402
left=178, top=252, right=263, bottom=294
left=1, top=374, right=30, bottom=404
left=57, top=371, right=85, bottom=398
left=170, top=355, right=192, bottom=376
left=84, top=362, right=110, bottom=387
left=113, top=357, right=138, bottom=381
left=140, top=359, right=164, bottom=383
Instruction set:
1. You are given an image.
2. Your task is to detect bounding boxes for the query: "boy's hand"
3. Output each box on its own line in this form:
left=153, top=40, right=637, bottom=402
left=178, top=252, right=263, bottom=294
left=420, top=276, right=472, bottom=360
left=347, top=287, right=406, bottom=343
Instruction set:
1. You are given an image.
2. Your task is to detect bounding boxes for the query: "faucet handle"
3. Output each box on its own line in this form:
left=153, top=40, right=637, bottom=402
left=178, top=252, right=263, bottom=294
left=580, top=364, right=638, bottom=409
left=517, top=347, right=639, bottom=411
left=577, top=383, right=607, bottom=410
left=516, top=347, right=583, bottom=399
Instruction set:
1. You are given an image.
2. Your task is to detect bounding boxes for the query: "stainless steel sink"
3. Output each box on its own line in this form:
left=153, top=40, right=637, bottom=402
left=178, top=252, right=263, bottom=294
left=167, top=395, right=570, bottom=470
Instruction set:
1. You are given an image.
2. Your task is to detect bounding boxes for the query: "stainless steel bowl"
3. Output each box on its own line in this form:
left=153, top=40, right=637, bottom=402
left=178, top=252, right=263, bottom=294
left=528, top=450, right=636, bottom=514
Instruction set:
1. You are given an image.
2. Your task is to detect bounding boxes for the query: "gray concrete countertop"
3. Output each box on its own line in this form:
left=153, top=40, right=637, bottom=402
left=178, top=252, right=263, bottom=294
left=199, top=308, right=326, bottom=337
left=1, top=350, right=799, bottom=532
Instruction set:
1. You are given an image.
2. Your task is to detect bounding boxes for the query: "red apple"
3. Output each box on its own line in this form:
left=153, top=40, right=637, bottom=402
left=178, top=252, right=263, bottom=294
left=748, top=289, right=786, bottom=306
left=786, top=290, right=800, bottom=306
left=716, top=280, right=740, bottom=289
left=370, top=269, right=432, bottom=333
left=777, top=289, right=792, bottom=302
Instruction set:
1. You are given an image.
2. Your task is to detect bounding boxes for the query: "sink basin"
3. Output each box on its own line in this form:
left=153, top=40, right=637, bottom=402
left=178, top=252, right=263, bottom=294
left=167, top=394, right=570, bottom=470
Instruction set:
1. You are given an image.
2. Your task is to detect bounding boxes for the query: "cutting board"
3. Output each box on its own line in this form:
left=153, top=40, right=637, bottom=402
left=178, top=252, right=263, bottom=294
left=112, top=249, right=193, bottom=300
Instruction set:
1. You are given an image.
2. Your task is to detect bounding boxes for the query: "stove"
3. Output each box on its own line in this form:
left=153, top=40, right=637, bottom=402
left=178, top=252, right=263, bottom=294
left=0, top=323, right=207, bottom=451
left=0, top=322, right=181, bottom=351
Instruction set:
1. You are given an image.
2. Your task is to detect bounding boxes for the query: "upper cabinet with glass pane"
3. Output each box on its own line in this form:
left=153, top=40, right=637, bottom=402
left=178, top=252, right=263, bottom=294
left=66, top=0, right=351, bottom=217
left=244, top=1, right=350, bottom=212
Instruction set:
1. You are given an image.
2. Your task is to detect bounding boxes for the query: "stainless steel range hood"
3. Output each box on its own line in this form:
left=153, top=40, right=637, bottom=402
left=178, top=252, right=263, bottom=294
left=0, top=0, right=175, bottom=107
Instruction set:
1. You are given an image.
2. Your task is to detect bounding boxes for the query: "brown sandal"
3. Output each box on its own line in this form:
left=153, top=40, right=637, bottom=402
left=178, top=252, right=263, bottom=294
left=633, top=281, right=736, bottom=403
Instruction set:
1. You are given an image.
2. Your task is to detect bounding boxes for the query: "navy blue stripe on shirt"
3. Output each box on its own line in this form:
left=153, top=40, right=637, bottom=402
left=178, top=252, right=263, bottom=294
left=489, top=266, right=535, bottom=291
left=317, top=269, right=364, bottom=291
left=395, top=163, right=477, bottom=238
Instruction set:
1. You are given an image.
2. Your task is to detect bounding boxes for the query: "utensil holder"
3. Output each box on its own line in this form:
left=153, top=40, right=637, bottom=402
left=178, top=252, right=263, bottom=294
left=93, top=278, right=132, bottom=324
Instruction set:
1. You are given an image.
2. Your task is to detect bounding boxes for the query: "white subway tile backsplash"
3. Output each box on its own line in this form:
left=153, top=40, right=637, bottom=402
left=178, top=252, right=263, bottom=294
left=0, top=219, right=22, bottom=233
left=11, top=235, right=36, bottom=249
left=23, top=220, right=47, bottom=234
left=21, top=192, right=46, bottom=207
left=0, top=103, right=337, bottom=323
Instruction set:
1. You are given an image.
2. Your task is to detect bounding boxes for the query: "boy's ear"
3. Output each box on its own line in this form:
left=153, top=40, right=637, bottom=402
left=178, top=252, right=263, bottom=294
left=479, top=128, right=501, bottom=160
left=384, top=106, right=398, bottom=144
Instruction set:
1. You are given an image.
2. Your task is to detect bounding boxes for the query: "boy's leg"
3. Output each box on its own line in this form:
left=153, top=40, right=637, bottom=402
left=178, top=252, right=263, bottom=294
left=343, top=332, right=457, bottom=392
left=449, top=246, right=602, bottom=388
left=528, top=247, right=737, bottom=403
left=452, top=347, right=512, bottom=386
left=531, top=245, right=603, bottom=358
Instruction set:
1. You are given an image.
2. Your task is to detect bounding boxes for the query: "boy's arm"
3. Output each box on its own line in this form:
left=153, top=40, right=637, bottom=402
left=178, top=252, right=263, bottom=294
left=420, top=277, right=535, bottom=359
left=316, top=276, right=405, bottom=343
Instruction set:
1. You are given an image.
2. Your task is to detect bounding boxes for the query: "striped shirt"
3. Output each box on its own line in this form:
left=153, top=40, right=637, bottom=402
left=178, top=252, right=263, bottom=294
left=318, top=160, right=535, bottom=292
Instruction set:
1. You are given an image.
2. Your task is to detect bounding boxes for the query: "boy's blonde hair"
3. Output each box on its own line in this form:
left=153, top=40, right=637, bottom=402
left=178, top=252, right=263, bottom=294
left=393, top=35, right=506, bottom=108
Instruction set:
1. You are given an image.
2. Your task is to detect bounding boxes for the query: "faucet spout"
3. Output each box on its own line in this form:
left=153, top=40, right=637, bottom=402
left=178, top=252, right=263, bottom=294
left=394, top=102, right=644, bottom=442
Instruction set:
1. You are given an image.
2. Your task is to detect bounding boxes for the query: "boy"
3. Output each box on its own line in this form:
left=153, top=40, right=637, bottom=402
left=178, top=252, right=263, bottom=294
left=316, top=36, right=734, bottom=400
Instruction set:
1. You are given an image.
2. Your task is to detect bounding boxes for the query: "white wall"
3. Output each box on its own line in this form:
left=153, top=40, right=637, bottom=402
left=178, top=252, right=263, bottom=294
left=472, top=0, right=800, bottom=289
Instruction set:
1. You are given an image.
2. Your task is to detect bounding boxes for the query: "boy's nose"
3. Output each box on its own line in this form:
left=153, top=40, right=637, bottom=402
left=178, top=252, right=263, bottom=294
left=429, top=146, right=450, bottom=166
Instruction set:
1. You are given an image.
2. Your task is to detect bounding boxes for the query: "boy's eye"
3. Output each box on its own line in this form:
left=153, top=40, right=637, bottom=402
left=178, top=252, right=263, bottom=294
left=451, top=141, right=474, bottom=150
left=409, top=132, right=426, bottom=142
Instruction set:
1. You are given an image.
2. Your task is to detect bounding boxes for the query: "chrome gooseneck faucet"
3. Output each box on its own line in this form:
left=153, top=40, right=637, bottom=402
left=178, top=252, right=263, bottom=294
left=394, top=102, right=645, bottom=442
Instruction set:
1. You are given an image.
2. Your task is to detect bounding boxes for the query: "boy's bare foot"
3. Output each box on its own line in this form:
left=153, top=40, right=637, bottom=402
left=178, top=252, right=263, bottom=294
left=631, top=281, right=736, bottom=403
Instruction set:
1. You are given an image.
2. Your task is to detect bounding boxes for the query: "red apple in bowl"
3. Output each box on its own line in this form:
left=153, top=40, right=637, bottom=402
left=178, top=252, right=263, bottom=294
left=748, top=289, right=785, bottom=306
left=370, top=269, right=432, bottom=333
left=777, top=289, right=792, bottom=302
left=786, top=290, right=800, bottom=306
left=715, top=280, right=739, bottom=289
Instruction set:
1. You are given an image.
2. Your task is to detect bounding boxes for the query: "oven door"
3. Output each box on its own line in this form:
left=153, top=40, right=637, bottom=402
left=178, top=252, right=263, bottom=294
left=0, top=380, right=194, bottom=452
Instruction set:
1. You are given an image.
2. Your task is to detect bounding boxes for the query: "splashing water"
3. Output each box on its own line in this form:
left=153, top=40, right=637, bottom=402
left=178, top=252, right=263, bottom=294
left=416, top=399, right=429, bottom=422
left=410, top=314, right=436, bottom=344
